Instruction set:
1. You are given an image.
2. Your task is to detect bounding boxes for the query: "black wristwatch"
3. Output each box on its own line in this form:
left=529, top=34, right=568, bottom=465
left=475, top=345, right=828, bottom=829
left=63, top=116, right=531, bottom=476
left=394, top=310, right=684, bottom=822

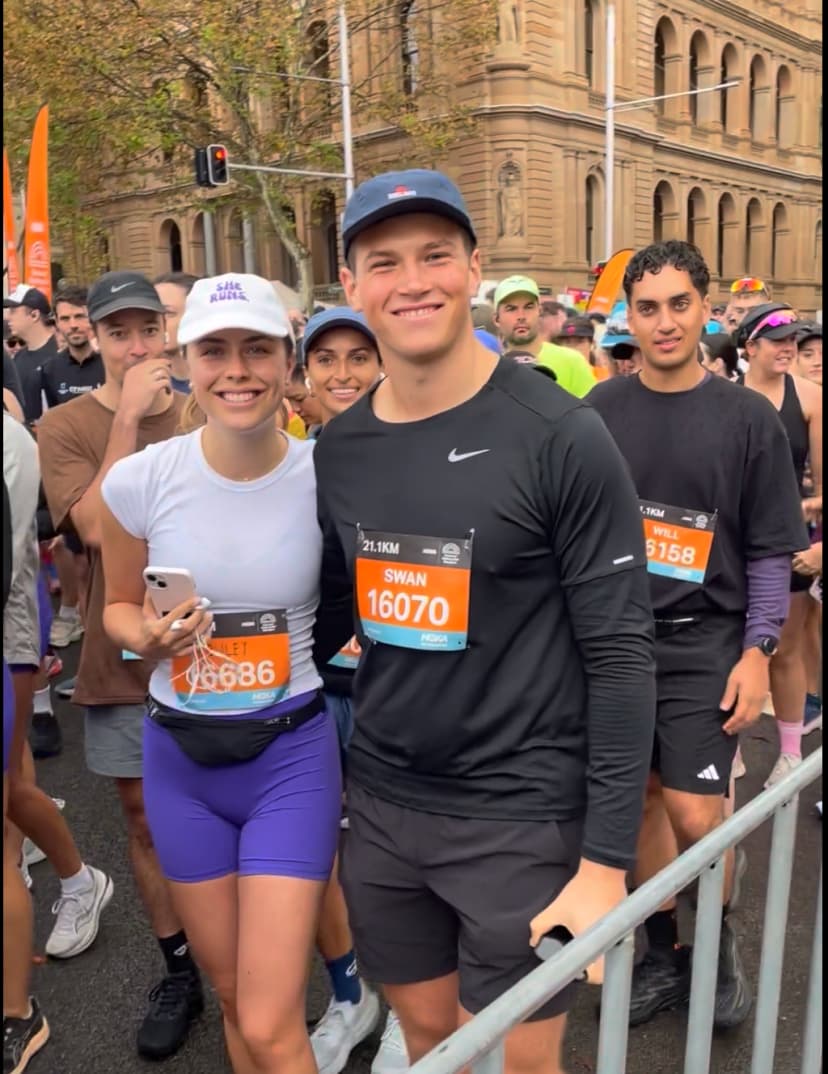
left=753, top=636, right=779, bottom=657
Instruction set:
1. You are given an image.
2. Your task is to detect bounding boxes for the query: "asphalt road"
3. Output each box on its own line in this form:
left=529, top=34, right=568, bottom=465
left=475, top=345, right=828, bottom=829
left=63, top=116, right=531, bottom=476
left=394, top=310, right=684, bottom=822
left=24, top=639, right=823, bottom=1074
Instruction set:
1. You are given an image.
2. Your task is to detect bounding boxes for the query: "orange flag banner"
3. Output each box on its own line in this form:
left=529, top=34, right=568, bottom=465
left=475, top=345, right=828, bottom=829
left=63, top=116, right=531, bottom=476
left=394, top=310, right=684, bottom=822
left=23, top=105, right=51, bottom=301
left=3, top=149, right=21, bottom=292
left=586, top=248, right=634, bottom=317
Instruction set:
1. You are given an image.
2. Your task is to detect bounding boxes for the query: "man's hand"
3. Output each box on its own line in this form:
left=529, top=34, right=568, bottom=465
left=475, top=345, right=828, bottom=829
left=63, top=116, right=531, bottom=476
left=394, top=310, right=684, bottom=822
left=720, top=649, right=770, bottom=735
left=802, top=497, right=822, bottom=524
left=793, top=543, right=823, bottom=577
left=118, top=358, right=172, bottom=422
left=529, top=860, right=628, bottom=984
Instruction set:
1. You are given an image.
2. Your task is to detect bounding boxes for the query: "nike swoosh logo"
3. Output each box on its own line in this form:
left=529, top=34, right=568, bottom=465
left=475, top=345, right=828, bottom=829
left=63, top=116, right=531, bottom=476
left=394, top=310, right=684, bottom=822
left=110, top=283, right=133, bottom=292
left=448, top=448, right=490, bottom=463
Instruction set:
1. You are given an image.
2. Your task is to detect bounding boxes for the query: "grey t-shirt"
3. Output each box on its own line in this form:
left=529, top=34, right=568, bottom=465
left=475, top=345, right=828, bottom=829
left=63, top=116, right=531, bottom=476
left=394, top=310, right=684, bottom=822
left=3, top=412, right=41, bottom=665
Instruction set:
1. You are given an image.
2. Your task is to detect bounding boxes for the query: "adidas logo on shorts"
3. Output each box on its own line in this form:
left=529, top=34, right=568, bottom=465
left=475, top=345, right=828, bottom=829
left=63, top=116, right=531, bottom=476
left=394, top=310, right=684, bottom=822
left=696, top=765, right=720, bottom=782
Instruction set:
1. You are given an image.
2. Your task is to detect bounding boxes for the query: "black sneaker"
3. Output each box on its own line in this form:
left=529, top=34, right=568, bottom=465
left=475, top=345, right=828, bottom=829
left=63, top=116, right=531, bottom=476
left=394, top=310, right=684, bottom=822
left=28, top=714, right=63, bottom=759
left=628, top=946, right=692, bottom=1026
left=136, top=970, right=204, bottom=1060
left=714, top=918, right=752, bottom=1029
left=3, top=997, right=50, bottom=1074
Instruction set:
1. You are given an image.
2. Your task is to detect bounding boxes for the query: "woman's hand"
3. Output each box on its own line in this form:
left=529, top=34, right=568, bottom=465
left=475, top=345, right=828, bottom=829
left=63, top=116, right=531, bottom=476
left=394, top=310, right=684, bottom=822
left=135, top=595, right=213, bottom=663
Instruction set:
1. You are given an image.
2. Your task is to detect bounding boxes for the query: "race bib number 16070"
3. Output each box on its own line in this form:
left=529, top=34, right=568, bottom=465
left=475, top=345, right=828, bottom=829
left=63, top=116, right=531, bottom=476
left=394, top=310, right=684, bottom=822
left=355, top=528, right=473, bottom=652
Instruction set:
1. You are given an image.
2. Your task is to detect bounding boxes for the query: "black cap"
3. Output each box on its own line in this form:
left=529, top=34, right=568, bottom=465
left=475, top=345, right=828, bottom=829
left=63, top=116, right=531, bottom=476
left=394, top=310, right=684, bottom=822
left=3, top=285, right=51, bottom=317
left=796, top=321, right=822, bottom=344
left=556, top=316, right=594, bottom=341
left=87, top=271, right=166, bottom=323
left=734, top=302, right=802, bottom=348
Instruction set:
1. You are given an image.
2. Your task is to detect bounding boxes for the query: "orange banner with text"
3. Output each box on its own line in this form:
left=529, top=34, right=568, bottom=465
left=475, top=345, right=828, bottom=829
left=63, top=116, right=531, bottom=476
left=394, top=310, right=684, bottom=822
left=587, top=248, right=634, bottom=317
left=23, top=106, right=51, bottom=301
left=3, top=149, right=21, bottom=292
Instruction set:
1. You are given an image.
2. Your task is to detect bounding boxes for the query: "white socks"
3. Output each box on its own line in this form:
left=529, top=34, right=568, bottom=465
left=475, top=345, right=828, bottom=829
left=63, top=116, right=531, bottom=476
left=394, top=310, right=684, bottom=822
left=60, top=864, right=93, bottom=896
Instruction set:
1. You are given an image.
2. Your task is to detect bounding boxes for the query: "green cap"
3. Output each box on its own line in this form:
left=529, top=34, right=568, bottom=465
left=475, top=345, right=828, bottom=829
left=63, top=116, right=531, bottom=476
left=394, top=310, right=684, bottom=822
left=494, top=275, right=540, bottom=310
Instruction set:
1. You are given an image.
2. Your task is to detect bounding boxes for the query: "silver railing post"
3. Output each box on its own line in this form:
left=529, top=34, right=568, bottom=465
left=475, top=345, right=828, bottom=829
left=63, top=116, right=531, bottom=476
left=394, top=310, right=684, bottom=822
left=684, top=853, right=726, bottom=1073
left=800, top=864, right=822, bottom=1074
left=596, top=931, right=635, bottom=1074
left=471, top=1041, right=505, bottom=1074
left=750, top=796, right=799, bottom=1074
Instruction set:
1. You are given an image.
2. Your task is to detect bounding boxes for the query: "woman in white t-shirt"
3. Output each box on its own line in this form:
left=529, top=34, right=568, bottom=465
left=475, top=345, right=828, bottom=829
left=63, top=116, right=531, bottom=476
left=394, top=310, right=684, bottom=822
left=100, top=274, right=341, bottom=1074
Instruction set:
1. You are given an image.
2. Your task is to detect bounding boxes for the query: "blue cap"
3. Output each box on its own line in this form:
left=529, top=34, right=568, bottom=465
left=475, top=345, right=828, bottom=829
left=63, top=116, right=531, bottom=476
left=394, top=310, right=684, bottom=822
left=601, top=304, right=636, bottom=348
left=705, top=319, right=723, bottom=334
left=342, top=169, right=477, bottom=258
left=303, top=307, right=377, bottom=356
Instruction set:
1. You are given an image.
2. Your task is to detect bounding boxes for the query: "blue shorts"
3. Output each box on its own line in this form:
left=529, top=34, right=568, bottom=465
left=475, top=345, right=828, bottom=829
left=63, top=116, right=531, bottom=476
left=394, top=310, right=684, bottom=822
left=143, top=710, right=342, bottom=884
left=325, top=693, right=354, bottom=753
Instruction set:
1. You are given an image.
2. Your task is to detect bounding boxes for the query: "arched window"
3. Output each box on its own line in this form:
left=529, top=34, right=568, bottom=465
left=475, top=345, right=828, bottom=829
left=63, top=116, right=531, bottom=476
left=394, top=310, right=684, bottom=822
left=816, top=221, right=823, bottom=273
left=771, top=202, right=789, bottom=280
left=653, top=180, right=676, bottom=242
left=585, top=0, right=596, bottom=87
left=312, top=191, right=339, bottom=284
left=586, top=173, right=600, bottom=265
left=749, top=56, right=767, bottom=140
left=400, top=1, right=419, bottom=96
left=717, top=193, right=736, bottom=279
left=307, top=21, right=331, bottom=110
left=191, top=213, right=207, bottom=276
left=745, top=198, right=763, bottom=274
left=687, top=188, right=704, bottom=248
left=775, top=66, right=793, bottom=147
left=720, top=45, right=738, bottom=131
left=160, top=219, right=183, bottom=272
left=688, top=36, right=701, bottom=124
left=654, top=23, right=666, bottom=112
left=226, top=210, right=244, bottom=274
left=98, top=234, right=111, bottom=274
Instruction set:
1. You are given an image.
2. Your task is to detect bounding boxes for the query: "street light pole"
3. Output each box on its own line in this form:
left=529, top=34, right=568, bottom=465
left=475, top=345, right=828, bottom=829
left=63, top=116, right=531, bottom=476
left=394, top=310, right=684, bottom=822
left=338, top=1, right=355, bottom=201
left=604, top=2, right=615, bottom=261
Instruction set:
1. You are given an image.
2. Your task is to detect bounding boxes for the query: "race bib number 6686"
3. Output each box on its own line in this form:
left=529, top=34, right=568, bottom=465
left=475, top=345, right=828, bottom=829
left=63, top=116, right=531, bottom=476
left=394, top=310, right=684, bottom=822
left=355, top=528, right=473, bottom=652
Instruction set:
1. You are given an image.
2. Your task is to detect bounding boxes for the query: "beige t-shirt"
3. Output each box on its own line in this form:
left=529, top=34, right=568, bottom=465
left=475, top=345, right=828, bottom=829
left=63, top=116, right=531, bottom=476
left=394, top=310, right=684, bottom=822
left=37, top=392, right=184, bottom=707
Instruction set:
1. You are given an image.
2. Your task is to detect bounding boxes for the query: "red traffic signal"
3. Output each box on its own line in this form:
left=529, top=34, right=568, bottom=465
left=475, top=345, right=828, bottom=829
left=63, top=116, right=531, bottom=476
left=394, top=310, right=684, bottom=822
left=206, top=144, right=229, bottom=186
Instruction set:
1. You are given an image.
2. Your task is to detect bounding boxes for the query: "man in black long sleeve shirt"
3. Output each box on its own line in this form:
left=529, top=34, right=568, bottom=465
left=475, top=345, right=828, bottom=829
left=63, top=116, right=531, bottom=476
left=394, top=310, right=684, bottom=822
left=314, top=169, right=656, bottom=1073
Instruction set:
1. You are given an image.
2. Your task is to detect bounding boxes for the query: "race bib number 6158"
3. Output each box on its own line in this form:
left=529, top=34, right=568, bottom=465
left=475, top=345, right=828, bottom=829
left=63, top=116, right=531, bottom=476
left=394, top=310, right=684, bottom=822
left=639, top=500, right=717, bottom=585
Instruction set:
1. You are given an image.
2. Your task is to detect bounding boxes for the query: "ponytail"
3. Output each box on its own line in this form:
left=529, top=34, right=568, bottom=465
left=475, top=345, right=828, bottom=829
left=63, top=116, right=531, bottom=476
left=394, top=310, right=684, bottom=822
left=178, top=393, right=206, bottom=434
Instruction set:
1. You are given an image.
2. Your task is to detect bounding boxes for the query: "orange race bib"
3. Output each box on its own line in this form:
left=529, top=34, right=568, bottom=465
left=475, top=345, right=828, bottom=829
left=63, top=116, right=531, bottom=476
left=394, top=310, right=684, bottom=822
left=328, top=635, right=362, bottom=671
left=355, top=529, right=473, bottom=651
left=170, top=610, right=290, bottom=712
left=639, top=500, right=717, bottom=585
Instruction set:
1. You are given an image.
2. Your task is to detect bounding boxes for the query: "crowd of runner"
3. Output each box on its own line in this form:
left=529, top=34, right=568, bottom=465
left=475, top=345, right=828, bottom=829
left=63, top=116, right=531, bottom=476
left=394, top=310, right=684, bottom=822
left=2, top=169, right=822, bottom=1074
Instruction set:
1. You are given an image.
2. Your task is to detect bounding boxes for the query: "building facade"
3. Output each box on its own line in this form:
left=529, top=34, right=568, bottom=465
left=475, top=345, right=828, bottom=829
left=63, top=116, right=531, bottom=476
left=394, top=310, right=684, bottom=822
left=83, top=0, right=822, bottom=312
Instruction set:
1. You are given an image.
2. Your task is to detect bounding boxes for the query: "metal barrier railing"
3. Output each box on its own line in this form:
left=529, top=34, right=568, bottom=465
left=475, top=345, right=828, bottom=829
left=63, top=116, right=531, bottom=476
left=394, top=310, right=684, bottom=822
left=409, top=747, right=823, bottom=1074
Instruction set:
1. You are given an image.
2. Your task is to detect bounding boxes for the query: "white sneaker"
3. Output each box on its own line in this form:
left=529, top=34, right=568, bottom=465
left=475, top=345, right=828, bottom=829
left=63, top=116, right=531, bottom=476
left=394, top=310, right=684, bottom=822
left=49, top=615, right=84, bottom=649
left=371, top=1011, right=409, bottom=1074
left=45, top=866, right=114, bottom=959
left=23, top=798, right=65, bottom=867
left=311, top=986, right=381, bottom=1074
left=764, top=752, right=802, bottom=789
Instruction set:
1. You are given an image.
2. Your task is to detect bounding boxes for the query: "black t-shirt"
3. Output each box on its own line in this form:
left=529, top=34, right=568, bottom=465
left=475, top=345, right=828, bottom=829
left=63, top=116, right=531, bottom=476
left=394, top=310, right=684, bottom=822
left=314, top=358, right=656, bottom=870
left=13, top=336, right=59, bottom=423
left=3, top=349, right=24, bottom=408
left=588, top=374, right=809, bottom=617
left=41, top=349, right=105, bottom=409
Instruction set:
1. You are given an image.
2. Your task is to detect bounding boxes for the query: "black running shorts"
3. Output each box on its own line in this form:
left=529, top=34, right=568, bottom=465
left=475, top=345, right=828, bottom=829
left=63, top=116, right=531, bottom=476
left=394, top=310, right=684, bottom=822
left=341, top=782, right=583, bottom=1020
left=652, top=615, right=743, bottom=796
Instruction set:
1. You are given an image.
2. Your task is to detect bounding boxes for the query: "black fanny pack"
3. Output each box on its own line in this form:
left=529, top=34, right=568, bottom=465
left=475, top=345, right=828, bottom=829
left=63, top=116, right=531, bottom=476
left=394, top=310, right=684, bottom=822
left=146, top=691, right=324, bottom=768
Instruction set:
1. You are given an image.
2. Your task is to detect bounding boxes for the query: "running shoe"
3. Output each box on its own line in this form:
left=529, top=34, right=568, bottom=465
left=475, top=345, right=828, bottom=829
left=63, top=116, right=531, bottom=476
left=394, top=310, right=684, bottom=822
left=48, top=615, right=83, bottom=649
left=136, top=970, right=204, bottom=1059
left=3, top=997, right=49, bottom=1074
left=803, top=694, right=822, bottom=735
left=19, top=860, right=33, bottom=892
left=311, top=987, right=381, bottom=1074
left=43, top=653, right=63, bottom=680
left=45, top=866, right=114, bottom=958
left=371, top=1011, right=409, bottom=1074
left=764, top=752, right=802, bottom=789
left=55, top=676, right=77, bottom=700
left=714, top=918, right=752, bottom=1028
left=628, top=945, right=692, bottom=1026
left=29, top=713, right=62, bottom=759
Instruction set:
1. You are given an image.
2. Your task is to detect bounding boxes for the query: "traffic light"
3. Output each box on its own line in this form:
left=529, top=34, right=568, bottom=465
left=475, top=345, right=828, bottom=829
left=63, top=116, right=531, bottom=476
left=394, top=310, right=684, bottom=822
left=207, top=144, right=229, bottom=186
left=194, top=145, right=230, bottom=188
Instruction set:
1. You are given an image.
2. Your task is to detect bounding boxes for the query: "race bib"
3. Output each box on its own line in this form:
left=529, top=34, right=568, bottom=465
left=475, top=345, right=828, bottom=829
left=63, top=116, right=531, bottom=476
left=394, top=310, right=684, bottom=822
left=356, top=528, right=473, bottom=651
left=170, top=610, right=290, bottom=712
left=328, top=635, right=362, bottom=670
left=639, top=500, right=717, bottom=585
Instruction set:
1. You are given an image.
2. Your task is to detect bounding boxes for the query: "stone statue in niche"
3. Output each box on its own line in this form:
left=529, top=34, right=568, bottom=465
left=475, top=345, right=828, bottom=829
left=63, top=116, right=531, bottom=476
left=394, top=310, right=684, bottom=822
left=496, top=159, right=524, bottom=238
left=497, top=0, right=519, bottom=44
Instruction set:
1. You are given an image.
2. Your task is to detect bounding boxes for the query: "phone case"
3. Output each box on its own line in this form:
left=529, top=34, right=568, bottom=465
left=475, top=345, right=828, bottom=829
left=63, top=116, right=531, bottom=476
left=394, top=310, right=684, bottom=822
left=143, top=567, right=198, bottom=619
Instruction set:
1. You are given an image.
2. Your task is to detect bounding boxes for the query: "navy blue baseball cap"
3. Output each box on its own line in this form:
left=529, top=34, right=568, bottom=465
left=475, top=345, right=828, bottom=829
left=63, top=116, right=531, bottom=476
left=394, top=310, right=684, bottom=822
left=303, top=307, right=377, bottom=354
left=342, top=169, right=477, bottom=258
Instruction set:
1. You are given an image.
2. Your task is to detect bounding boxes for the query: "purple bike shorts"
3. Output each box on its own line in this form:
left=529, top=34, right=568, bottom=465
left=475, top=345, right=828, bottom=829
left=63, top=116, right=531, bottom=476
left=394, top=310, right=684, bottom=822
left=142, top=709, right=342, bottom=884
left=37, top=570, right=52, bottom=659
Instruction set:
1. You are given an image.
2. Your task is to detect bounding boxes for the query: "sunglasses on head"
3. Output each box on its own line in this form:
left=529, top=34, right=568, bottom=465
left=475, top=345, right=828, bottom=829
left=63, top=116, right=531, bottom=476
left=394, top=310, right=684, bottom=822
left=730, top=277, right=767, bottom=294
left=746, top=309, right=798, bottom=342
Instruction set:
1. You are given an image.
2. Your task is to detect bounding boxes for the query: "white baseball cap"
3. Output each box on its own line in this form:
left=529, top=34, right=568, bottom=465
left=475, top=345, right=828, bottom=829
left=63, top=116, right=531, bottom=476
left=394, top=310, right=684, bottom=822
left=178, top=273, right=292, bottom=345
